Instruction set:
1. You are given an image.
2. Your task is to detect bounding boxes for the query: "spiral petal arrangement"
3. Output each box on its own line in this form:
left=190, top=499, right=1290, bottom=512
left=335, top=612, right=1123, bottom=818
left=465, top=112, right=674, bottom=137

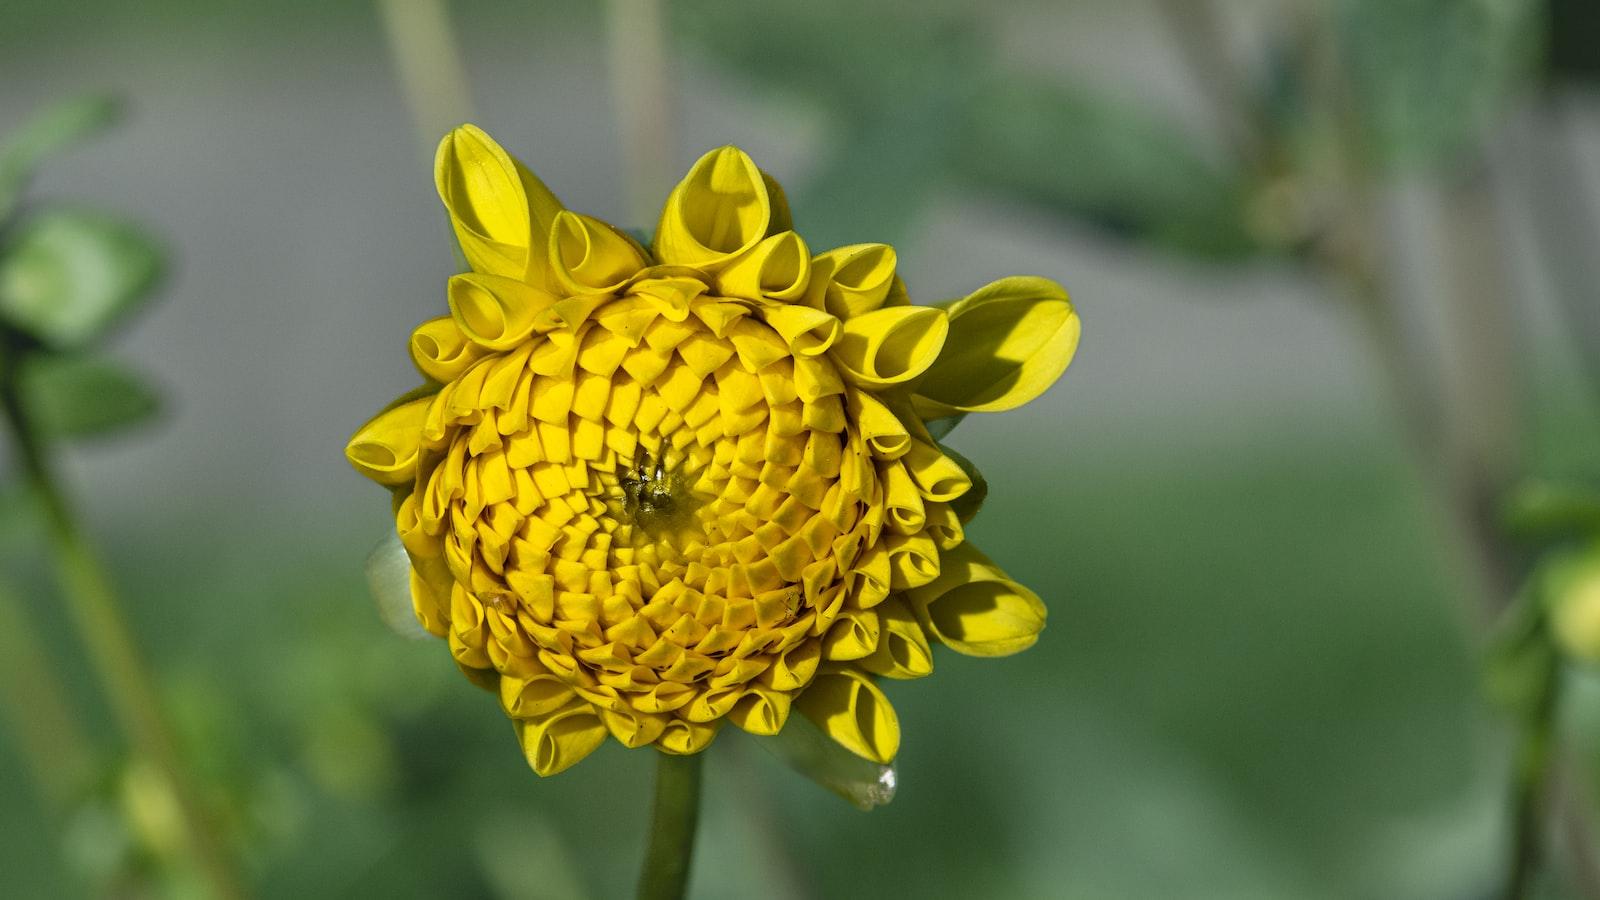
left=347, top=126, right=1080, bottom=775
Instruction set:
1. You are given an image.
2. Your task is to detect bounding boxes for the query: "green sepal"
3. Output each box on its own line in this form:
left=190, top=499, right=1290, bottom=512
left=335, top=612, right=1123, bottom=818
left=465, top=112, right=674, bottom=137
left=751, top=712, right=896, bottom=811
left=0, top=209, right=163, bottom=348
left=924, top=413, right=966, bottom=442
left=365, top=532, right=429, bottom=641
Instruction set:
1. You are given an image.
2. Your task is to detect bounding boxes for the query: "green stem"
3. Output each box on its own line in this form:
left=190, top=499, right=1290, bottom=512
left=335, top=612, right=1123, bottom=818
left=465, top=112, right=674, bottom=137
left=637, top=751, right=703, bottom=900
left=0, top=344, right=248, bottom=900
left=1505, top=654, right=1561, bottom=900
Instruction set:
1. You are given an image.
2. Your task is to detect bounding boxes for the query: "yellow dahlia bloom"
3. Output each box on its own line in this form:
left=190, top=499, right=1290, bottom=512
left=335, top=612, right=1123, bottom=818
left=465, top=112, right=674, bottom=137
left=346, top=125, right=1079, bottom=776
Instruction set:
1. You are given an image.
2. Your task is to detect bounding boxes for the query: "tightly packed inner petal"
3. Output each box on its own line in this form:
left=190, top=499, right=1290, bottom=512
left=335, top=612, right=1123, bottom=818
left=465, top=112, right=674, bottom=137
left=400, top=277, right=961, bottom=768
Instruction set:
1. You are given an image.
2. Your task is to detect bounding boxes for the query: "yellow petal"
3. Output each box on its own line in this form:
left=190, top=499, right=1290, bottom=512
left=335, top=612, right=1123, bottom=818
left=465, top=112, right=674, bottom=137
left=846, top=389, right=911, bottom=459
left=762, top=169, right=794, bottom=234
left=886, top=532, right=941, bottom=590
left=435, top=124, right=564, bottom=284
left=448, top=273, right=557, bottom=350
left=859, top=597, right=934, bottom=679
left=906, top=542, right=1047, bottom=657
left=809, top=244, right=897, bottom=320
left=499, top=671, right=577, bottom=719
left=795, top=668, right=899, bottom=764
left=549, top=210, right=648, bottom=295
left=410, top=316, right=486, bottom=382
left=821, top=608, right=881, bottom=661
left=409, top=565, right=450, bottom=637
left=763, top=304, right=841, bottom=357
left=915, top=276, right=1080, bottom=415
left=516, top=700, right=609, bottom=776
left=655, top=718, right=719, bottom=755
left=654, top=145, right=772, bottom=270
left=716, top=231, right=811, bottom=302
left=600, top=707, right=669, bottom=749
left=830, top=306, right=948, bottom=389
left=880, top=461, right=926, bottom=534
left=346, top=396, right=432, bottom=486
left=902, top=439, right=972, bottom=502
left=727, top=686, right=793, bottom=736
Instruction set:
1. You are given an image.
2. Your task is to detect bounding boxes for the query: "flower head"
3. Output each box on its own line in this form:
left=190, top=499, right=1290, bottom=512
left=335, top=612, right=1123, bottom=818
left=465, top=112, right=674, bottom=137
left=347, top=126, right=1079, bottom=775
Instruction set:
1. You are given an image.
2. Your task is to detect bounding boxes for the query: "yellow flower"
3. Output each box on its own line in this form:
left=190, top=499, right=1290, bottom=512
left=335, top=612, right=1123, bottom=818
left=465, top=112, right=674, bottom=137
left=346, top=125, right=1080, bottom=775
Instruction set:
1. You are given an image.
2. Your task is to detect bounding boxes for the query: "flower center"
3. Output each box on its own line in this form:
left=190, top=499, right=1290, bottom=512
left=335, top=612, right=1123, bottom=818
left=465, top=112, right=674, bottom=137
left=616, top=449, right=696, bottom=536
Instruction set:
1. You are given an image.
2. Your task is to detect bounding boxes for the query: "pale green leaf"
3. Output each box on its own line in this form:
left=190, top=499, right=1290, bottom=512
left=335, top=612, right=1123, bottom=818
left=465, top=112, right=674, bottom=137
left=0, top=94, right=122, bottom=221
left=0, top=209, right=163, bottom=347
left=22, top=354, right=160, bottom=439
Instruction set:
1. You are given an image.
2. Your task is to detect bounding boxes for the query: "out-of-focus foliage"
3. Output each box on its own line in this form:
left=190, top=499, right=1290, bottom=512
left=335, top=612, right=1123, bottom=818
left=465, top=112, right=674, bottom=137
left=1548, top=0, right=1600, bottom=81
left=20, top=354, right=160, bottom=440
left=1337, top=0, right=1542, bottom=167
left=0, top=95, right=164, bottom=445
left=0, top=210, right=162, bottom=349
left=957, top=77, right=1257, bottom=258
left=0, top=93, right=120, bottom=221
left=676, top=0, right=1542, bottom=260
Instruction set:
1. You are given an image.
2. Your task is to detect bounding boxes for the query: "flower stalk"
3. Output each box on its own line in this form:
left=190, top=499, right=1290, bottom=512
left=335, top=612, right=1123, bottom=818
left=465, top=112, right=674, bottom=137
left=637, top=751, right=704, bottom=900
left=0, top=340, right=247, bottom=900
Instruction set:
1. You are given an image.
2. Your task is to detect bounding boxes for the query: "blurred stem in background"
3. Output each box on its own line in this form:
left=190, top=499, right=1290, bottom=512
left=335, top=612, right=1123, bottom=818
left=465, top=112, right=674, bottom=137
left=0, top=579, right=95, bottom=813
left=376, top=0, right=475, bottom=158
left=605, top=0, right=677, bottom=229
left=1154, top=0, right=1264, bottom=170
left=0, top=340, right=248, bottom=900
left=1161, top=1, right=1580, bottom=896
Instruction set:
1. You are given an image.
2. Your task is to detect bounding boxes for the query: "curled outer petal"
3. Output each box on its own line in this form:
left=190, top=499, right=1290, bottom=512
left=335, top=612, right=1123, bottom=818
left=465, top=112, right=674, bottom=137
left=499, top=670, right=578, bottom=719
left=859, top=597, right=934, bottom=680
left=549, top=210, right=649, bottom=295
left=727, top=686, right=793, bottom=736
left=654, top=146, right=773, bottom=271
left=830, top=306, right=948, bottom=389
left=821, top=608, right=881, bottom=661
left=795, top=668, right=900, bottom=764
left=410, top=316, right=486, bottom=383
left=347, top=396, right=433, bottom=486
left=516, top=700, right=610, bottom=776
left=846, top=389, right=911, bottom=459
left=448, top=273, right=556, bottom=350
left=808, top=244, right=898, bottom=320
left=906, top=542, right=1047, bottom=657
left=763, top=305, right=840, bottom=357
left=902, top=439, right=973, bottom=502
left=717, top=231, right=811, bottom=302
left=409, top=566, right=451, bottom=637
left=435, top=124, right=564, bottom=285
left=914, top=276, right=1080, bottom=417
left=656, top=718, right=719, bottom=755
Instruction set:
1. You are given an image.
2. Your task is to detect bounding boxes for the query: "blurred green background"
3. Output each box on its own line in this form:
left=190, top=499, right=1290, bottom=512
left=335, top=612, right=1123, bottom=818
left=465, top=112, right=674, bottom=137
left=3, top=0, right=1599, bottom=897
